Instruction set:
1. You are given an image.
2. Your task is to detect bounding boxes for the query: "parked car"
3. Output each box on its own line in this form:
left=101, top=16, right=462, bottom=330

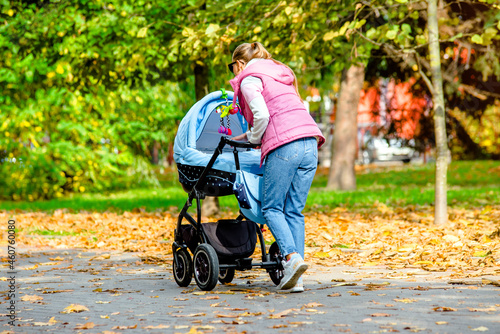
left=358, top=136, right=416, bottom=164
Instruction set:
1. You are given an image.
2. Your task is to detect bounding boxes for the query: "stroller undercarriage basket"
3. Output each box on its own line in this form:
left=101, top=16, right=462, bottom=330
left=180, top=220, right=257, bottom=261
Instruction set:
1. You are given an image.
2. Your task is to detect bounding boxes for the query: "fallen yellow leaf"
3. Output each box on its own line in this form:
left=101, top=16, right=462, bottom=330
left=74, top=322, right=95, bottom=330
left=433, top=306, right=457, bottom=312
left=61, top=304, right=89, bottom=314
left=112, top=324, right=137, bottom=329
left=394, top=298, right=417, bottom=303
left=268, top=308, right=297, bottom=319
left=142, top=324, right=170, bottom=329
left=21, top=295, right=43, bottom=302
left=471, top=327, right=489, bottom=332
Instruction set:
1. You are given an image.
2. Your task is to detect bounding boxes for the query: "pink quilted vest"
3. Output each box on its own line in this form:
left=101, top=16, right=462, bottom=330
left=229, top=59, right=325, bottom=166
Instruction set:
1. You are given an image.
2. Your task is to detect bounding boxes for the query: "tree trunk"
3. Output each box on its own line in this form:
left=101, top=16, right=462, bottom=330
left=327, top=63, right=365, bottom=190
left=151, top=141, right=160, bottom=165
left=194, top=63, right=209, bottom=100
left=428, top=0, right=449, bottom=225
left=194, top=61, right=220, bottom=216
left=167, top=142, right=174, bottom=166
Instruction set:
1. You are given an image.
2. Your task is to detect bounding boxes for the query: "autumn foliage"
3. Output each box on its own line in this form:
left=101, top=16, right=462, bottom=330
left=5, top=205, right=499, bottom=279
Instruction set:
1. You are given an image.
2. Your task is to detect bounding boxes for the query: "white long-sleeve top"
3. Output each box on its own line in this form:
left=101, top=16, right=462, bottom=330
left=240, top=58, right=270, bottom=144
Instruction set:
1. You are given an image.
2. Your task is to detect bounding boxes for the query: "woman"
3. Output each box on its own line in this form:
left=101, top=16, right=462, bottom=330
left=229, top=42, right=325, bottom=292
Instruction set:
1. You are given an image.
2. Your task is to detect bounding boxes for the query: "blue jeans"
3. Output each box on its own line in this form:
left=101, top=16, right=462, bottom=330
left=262, top=137, right=318, bottom=258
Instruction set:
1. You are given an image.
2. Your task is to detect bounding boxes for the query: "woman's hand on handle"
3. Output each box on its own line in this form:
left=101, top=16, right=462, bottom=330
left=229, top=133, right=260, bottom=149
left=231, top=133, right=248, bottom=142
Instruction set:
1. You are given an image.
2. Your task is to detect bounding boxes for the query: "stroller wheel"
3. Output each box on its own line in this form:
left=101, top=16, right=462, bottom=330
left=193, top=244, right=219, bottom=291
left=173, top=248, right=193, bottom=287
left=219, top=268, right=235, bottom=284
left=268, top=242, right=284, bottom=286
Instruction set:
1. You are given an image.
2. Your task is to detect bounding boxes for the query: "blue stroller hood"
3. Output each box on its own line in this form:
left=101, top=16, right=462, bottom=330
left=174, top=90, right=262, bottom=175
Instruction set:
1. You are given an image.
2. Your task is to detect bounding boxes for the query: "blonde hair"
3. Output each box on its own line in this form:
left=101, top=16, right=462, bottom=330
left=232, top=42, right=301, bottom=98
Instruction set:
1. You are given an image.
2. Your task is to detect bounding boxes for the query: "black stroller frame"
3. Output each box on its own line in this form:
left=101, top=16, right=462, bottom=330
left=173, top=136, right=284, bottom=291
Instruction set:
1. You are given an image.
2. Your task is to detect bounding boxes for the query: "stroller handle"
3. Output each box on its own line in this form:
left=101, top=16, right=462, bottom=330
left=223, top=137, right=259, bottom=149
left=185, top=136, right=257, bottom=199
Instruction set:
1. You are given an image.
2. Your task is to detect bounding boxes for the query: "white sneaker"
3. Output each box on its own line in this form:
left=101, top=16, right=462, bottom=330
left=277, top=254, right=308, bottom=290
left=277, top=278, right=304, bottom=294
left=290, top=278, right=304, bottom=293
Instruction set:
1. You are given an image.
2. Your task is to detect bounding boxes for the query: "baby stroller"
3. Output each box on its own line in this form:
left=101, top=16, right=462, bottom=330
left=172, top=89, right=284, bottom=291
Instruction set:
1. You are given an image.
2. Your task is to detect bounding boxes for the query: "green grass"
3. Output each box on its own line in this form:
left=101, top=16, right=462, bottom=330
left=332, top=244, right=350, bottom=248
left=0, top=188, right=187, bottom=213
left=313, top=160, right=500, bottom=188
left=27, top=229, right=81, bottom=236
left=1, top=160, right=499, bottom=213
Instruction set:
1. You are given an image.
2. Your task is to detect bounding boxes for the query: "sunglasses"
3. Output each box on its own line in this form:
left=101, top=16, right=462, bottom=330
left=228, top=61, right=237, bottom=74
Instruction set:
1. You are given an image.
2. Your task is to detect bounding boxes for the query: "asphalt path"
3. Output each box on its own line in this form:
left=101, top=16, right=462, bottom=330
left=1, top=248, right=499, bottom=334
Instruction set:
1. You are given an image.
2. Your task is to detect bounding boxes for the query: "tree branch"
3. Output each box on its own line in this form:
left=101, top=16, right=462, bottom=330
left=417, top=53, right=500, bottom=100
left=415, top=52, right=435, bottom=95
left=305, top=57, right=337, bottom=71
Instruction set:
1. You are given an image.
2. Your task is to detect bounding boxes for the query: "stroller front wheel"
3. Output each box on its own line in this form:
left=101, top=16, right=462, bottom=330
left=173, top=248, right=193, bottom=287
left=219, top=268, right=235, bottom=284
left=193, top=243, right=219, bottom=291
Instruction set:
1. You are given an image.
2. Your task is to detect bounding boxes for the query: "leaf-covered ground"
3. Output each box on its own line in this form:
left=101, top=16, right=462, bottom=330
left=4, top=204, right=499, bottom=279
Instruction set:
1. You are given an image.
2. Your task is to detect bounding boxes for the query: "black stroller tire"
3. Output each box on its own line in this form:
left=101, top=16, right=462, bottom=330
left=173, top=248, right=193, bottom=287
left=193, top=244, right=219, bottom=291
left=219, top=268, right=235, bottom=284
left=268, top=242, right=284, bottom=286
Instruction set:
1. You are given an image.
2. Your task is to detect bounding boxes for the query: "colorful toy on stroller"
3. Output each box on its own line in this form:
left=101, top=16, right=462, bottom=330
left=172, top=89, right=284, bottom=291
